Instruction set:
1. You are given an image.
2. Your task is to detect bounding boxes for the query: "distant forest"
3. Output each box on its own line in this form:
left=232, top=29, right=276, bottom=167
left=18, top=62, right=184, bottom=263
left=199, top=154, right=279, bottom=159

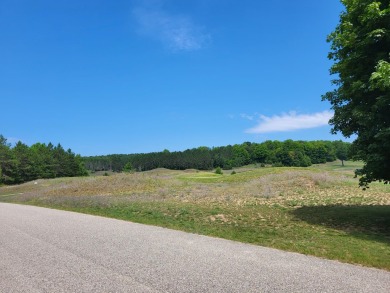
left=0, top=135, right=87, bottom=184
left=1, top=136, right=351, bottom=185
left=84, top=140, right=351, bottom=173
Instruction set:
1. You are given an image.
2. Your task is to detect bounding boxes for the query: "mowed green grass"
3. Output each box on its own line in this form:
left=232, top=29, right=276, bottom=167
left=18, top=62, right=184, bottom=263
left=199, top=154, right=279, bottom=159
left=1, top=161, right=389, bottom=270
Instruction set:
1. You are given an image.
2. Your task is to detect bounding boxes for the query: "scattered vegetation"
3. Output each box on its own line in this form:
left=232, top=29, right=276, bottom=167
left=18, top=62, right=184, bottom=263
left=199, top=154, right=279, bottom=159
left=1, top=161, right=389, bottom=270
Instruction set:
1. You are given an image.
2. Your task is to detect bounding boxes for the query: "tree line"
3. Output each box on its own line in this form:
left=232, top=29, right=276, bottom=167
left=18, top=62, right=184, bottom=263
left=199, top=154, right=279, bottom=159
left=0, top=135, right=87, bottom=184
left=0, top=135, right=351, bottom=185
left=83, top=140, right=351, bottom=173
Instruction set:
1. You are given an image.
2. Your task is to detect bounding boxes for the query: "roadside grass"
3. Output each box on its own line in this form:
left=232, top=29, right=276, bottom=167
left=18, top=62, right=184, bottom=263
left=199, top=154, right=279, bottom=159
left=1, top=161, right=389, bottom=270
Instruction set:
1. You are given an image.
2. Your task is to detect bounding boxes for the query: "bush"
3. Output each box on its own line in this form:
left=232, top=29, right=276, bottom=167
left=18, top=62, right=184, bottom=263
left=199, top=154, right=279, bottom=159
left=215, top=167, right=223, bottom=175
left=123, top=162, right=133, bottom=173
left=231, top=171, right=236, bottom=175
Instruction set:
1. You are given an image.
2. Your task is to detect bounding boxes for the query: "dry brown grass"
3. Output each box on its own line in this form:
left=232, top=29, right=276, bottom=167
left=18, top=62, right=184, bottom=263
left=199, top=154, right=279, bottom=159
left=3, top=165, right=388, bottom=209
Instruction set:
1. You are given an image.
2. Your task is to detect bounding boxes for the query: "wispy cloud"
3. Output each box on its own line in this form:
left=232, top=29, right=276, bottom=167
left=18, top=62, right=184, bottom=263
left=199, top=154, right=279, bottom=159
left=240, top=113, right=256, bottom=121
left=132, top=1, right=210, bottom=51
left=245, top=111, right=333, bottom=134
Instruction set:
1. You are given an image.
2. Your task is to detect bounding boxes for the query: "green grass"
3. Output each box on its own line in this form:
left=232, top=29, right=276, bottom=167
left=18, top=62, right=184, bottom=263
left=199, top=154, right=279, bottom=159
left=1, top=161, right=389, bottom=270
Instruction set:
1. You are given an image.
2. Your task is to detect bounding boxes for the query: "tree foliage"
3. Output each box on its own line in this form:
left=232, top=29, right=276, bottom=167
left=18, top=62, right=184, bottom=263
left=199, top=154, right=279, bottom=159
left=333, top=140, right=351, bottom=166
left=83, top=140, right=349, bottom=173
left=322, top=0, right=390, bottom=187
left=0, top=135, right=87, bottom=184
left=123, top=162, right=133, bottom=173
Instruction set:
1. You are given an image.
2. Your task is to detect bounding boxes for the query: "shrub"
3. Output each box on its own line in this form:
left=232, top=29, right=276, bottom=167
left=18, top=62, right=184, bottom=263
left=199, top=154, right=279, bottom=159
left=215, top=167, right=223, bottom=175
left=123, top=162, right=133, bottom=173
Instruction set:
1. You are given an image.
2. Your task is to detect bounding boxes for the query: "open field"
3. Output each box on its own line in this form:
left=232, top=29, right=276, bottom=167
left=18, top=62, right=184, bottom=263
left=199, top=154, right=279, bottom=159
left=1, top=161, right=389, bottom=270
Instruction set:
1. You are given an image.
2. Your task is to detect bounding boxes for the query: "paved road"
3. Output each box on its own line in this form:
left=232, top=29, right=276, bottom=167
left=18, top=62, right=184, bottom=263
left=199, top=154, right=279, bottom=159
left=1, top=203, right=389, bottom=292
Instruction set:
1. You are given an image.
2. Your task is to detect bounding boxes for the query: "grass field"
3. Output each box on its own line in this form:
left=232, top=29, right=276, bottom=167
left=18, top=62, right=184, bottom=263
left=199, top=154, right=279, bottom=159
left=1, top=161, right=389, bottom=270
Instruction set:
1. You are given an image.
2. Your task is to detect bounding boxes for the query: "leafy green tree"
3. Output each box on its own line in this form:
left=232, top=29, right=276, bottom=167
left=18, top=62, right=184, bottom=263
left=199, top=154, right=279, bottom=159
left=0, top=135, right=9, bottom=183
left=123, top=162, right=133, bottom=173
left=322, top=141, right=338, bottom=162
left=333, top=140, right=350, bottom=166
left=13, top=141, right=34, bottom=182
left=231, top=145, right=250, bottom=167
left=251, top=144, right=268, bottom=163
left=30, top=143, right=56, bottom=178
left=322, top=0, right=390, bottom=187
left=303, top=141, right=328, bottom=164
left=0, top=135, right=87, bottom=184
left=53, top=144, right=66, bottom=177
left=0, top=136, right=20, bottom=184
left=275, top=149, right=311, bottom=167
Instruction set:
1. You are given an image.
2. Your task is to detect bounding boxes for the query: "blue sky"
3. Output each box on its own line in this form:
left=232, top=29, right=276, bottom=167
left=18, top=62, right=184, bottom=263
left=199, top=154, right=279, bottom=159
left=1, top=0, right=348, bottom=156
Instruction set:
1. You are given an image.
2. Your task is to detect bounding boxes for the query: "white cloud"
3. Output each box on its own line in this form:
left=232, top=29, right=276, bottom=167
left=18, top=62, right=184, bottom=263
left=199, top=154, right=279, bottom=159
left=133, top=2, right=210, bottom=51
left=245, top=111, right=333, bottom=134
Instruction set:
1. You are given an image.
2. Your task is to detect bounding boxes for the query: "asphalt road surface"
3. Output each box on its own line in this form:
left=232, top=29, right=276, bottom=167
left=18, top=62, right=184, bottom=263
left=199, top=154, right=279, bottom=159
left=1, top=203, right=389, bottom=292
